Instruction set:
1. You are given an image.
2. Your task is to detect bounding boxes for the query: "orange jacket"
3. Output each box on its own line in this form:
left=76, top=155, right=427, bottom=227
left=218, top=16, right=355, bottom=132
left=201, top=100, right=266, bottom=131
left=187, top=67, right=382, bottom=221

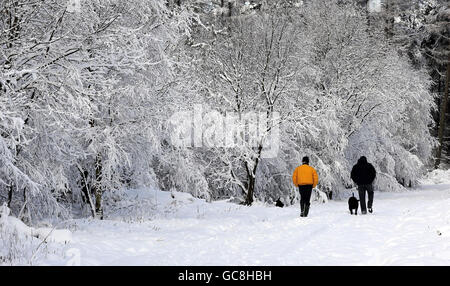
left=292, top=164, right=318, bottom=188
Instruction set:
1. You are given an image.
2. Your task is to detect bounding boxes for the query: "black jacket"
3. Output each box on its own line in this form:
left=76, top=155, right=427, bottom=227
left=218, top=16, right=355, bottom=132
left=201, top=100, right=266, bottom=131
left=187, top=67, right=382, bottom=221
left=351, top=157, right=376, bottom=186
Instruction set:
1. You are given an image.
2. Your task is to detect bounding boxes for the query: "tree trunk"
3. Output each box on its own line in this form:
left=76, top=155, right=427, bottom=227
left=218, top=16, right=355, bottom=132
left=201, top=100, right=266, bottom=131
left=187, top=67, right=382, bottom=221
left=244, top=145, right=264, bottom=205
left=93, top=154, right=104, bottom=219
left=18, top=188, right=30, bottom=224
left=435, top=55, right=450, bottom=168
left=77, top=166, right=96, bottom=217
left=244, top=175, right=255, bottom=205
left=7, top=184, right=13, bottom=208
left=228, top=1, right=233, bottom=17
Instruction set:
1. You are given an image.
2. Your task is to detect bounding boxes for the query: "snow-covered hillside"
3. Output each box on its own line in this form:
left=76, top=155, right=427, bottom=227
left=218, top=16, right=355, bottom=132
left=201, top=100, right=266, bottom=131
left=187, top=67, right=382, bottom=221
left=5, top=169, right=444, bottom=266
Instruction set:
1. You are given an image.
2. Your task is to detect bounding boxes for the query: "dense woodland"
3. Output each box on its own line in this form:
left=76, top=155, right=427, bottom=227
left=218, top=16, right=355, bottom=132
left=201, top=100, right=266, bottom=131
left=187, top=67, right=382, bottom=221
left=0, top=0, right=448, bottom=223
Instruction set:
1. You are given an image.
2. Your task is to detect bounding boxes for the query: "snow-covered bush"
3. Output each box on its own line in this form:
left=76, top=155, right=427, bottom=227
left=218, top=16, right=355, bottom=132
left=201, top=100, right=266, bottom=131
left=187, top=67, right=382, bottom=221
left=420, top=168, right=450, bottom=185
left=0, top=203, right=29, bottom=264
left=0, top=225, right=32, bottom=265
left=103, top=189, right=159, bottom=223
left=0, top=203, right=71, bottom=265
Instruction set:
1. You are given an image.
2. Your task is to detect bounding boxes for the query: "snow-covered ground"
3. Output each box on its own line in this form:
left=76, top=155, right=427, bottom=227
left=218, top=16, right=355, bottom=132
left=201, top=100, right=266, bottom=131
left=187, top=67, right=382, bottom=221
left=5, top=170, right=450, bottom=266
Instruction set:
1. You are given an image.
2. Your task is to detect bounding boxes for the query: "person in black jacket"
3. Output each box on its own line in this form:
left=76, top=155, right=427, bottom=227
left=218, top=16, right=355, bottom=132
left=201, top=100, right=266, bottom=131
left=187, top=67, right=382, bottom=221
left=351, top=156, right=376, bottom=214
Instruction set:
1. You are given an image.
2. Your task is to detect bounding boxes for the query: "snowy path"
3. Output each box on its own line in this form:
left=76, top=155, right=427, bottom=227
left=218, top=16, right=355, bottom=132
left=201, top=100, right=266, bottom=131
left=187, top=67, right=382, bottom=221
left=42, top=183, right=450, bottom=266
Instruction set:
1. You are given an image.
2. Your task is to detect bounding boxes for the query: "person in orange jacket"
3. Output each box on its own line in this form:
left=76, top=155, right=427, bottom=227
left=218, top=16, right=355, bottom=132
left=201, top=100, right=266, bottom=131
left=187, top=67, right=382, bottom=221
left=292, top=156, right=319, bottom=217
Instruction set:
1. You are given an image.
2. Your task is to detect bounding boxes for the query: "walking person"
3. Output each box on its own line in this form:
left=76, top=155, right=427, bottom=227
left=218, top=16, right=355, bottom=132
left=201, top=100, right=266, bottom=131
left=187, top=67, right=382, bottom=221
left=351, top=156, right=377, bottom=214
left=292, top=156, right=319, bottom=217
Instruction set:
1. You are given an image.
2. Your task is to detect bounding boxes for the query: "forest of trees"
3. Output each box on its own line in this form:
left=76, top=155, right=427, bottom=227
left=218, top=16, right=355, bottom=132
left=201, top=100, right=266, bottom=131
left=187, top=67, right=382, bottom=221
left=0, top=0, right=448, bottom=223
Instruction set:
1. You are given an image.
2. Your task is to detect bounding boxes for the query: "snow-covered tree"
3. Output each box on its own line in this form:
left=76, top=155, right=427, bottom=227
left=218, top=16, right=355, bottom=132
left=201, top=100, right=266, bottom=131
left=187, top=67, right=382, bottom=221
left=0, top=0, right=193, bottom=220
left=183, top=0, right=436, bottom=203
left=302, top=0, right=435, bottom=193
left=189, top=2, right=318, bottom=205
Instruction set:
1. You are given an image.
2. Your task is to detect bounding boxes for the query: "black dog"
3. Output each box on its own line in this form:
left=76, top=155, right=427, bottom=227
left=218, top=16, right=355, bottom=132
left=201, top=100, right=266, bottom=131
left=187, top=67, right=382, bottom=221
left=275, top=198, right=284, bottom=208
left=348, top=193, right=359, bottom=215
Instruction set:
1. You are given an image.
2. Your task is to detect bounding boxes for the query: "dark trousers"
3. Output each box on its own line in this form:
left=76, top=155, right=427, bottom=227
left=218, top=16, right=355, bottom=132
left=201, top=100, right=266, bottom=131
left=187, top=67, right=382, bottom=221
left=299, top=185, right=313, bottom=215
left=357, top=184, right=374, bottom=213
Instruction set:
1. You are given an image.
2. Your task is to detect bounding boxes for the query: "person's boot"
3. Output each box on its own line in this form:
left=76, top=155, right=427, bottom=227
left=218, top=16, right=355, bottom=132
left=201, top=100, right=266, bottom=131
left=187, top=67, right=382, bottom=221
left=368, top=207, right=373, bottom=213
left=304, top=203, right=310, bottom=217
left=300, top=203, right=305, bottom=217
